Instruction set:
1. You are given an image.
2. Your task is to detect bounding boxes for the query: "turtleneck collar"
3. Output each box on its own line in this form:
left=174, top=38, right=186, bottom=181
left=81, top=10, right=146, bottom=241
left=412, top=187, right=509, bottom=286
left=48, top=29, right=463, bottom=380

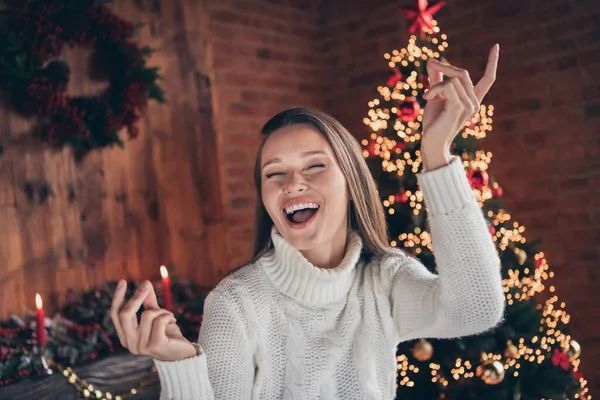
left=259, top=226, right=363, bottom=307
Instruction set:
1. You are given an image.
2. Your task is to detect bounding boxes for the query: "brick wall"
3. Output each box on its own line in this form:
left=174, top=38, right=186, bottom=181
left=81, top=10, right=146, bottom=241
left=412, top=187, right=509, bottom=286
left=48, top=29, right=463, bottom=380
left=205, top=0, right=599, bottom=393
left=317, top=0, right=600, bottom=395
left=207, top=0, right=326, bottom=266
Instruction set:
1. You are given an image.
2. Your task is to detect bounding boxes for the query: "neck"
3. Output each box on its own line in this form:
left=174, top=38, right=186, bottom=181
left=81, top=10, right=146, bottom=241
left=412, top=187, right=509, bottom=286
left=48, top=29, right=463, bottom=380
left=298, top=226, right=348, bottom=269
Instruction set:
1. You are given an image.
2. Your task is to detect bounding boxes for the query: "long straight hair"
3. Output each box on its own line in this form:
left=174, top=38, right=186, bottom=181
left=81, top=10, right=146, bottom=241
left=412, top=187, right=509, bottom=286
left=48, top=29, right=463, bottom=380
left=245, top=107, right=403, bottom=266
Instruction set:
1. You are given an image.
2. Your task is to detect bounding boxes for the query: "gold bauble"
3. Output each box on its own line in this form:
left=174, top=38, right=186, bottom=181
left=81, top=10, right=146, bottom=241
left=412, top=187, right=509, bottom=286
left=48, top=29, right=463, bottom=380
left=566, top=340, right=581, bottom=361
left=504, top=343, right=518, bottom=359
left=412, top=339, right=433, bottom=362
left=516, top=249, right=527, bottom=265
left=476, top=360, right=505, bottom=384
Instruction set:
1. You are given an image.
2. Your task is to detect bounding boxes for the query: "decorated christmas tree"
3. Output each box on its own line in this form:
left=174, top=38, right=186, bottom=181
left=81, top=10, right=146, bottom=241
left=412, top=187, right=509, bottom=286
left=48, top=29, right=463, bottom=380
left=361, top=1, right=591, bottom=399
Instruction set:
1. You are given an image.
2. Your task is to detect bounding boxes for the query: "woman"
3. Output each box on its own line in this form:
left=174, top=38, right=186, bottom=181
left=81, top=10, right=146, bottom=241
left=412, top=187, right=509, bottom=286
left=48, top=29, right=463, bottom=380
left=111, top=44, right=504, bottom=399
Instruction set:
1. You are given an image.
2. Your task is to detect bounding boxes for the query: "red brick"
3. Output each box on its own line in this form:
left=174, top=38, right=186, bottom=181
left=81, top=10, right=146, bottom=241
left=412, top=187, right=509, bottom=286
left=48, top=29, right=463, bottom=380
left=556, top=158, right=595, bottom=175
left=535, top=1, right=572, bottom=23
left=210, top=24, right=237, bottom=40
left=523, top=130, right=551, bottom=145
left=514, top=198, right=557, bottom=213
left=557, top=193, right=594, bottom=212
left=547, top=14, right=598, bottom=39
left=226, top=208, right=257, bottom=227
left=527, top=215, right=557, bottom=230
left=557, top=212, right=594, bottom=228
left=561, top=144, right=586, bottom=159
left=228, top=102, right=263, bottom=117
left=559, top=177, right=590, bottom=191
left=210, top=10, right=250, bottom=26
left=561, top=230, right=600, bottom=246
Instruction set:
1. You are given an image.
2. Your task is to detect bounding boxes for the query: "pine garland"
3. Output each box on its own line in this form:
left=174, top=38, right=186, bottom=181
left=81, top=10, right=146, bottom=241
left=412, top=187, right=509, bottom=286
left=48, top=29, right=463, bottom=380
left=0, top=280, right=207, bottom=387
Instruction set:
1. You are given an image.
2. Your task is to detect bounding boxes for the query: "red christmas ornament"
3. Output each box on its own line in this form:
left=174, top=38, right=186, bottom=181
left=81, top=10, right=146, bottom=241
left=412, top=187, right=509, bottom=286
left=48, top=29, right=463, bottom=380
left=489, top=225, right=496, bottom=236
left=535, top=257, right=545, bottom=270
left=391, top=141, right=407, bottom=152
left=397, top=100, right=421, bottom=122
left=467, top=169, right=490, bottom=190
left=573, top=370, right=583, bottom=380
left=387, top=69, right=403, bottom=87
left=491, top=185, right=503, bottom=198
left=395, top=191, right=409, bottom=204
left=552, top=348, right=570, bottom=370
left=365, top=141, right=378, bottom=158
left=397, top=0, right=446, bottom=39
left=465, top=118, right=477, bottom=130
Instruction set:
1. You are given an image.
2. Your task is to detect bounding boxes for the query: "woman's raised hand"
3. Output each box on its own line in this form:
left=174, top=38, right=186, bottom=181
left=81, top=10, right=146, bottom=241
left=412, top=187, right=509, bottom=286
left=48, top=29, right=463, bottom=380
left=420, top=44, right=500, bottom=168
left=110, top=279, right=197, bottom=362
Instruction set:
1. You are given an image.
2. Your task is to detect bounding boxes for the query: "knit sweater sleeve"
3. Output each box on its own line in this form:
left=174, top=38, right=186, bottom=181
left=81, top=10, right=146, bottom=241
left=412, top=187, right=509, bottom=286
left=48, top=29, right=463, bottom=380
left=152, top=288, right=255, bottom=399
left=384, top=156, right=505, bottom=342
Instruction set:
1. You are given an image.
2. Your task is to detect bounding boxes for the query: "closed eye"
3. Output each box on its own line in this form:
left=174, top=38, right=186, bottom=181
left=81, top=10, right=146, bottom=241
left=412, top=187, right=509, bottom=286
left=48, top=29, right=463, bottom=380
left=265, top=171, right=283, bottom=179
left=265, top=164, right=325, bottom=179
left=307, top=163, right=325, bottom=170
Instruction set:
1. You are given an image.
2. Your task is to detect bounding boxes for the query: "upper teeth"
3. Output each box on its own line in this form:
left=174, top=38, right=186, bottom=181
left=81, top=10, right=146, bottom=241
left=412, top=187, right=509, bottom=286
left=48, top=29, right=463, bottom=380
left=284, top=202, right=319, bottom=214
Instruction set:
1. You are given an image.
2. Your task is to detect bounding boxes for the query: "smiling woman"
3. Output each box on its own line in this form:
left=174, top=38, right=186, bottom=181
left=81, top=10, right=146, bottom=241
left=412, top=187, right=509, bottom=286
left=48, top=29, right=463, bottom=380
left=252, top=108, right=392, bottom=270
left=112, top=104, right=505, bottom=400
left=258, top=125, right=356, bottom=267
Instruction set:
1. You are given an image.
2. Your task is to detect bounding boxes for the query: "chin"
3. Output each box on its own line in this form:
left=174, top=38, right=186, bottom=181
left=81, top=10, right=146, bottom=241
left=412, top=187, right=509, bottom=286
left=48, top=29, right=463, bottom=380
left=275, top=222, right=324, bottom=250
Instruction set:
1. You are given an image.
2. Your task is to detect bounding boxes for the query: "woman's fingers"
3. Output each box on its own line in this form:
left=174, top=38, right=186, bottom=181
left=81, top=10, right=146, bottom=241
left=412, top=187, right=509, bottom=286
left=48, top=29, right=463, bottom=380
left=426, top=59, right=443, bottom=87
left=141, top=280, right=161, bottom=310
left=449, top=77, right=478, bottom=117
left=422, top=79, right=463, bottom=141
left=138, top=309, right=174, bottom=354
left=119, top=281, right=153, bottom=351
left=426, top=59, right=478, bottom=106
left=148, top=313, right=177, bottom=353
left=110, top=279, right=129, bottom=348
left=425, top=44, right=499, bottom=104
left=474, top=43, right=499, bottom=102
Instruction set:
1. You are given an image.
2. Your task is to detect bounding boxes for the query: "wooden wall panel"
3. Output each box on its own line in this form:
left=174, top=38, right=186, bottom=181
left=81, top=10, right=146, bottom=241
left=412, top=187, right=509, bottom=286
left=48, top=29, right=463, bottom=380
left=0, top=0, right=230, bottom=319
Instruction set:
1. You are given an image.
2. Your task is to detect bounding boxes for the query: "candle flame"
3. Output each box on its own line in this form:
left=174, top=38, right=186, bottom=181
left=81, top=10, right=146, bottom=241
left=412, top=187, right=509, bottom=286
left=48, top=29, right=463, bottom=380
left=160, top=265, right=169, bottom=279
left=35, top=293, right=43, bottom=309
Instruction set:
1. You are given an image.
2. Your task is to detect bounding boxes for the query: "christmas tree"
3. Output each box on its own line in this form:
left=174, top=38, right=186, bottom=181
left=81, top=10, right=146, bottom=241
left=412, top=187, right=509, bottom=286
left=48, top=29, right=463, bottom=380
left=361, top=1, right=590, bottom=399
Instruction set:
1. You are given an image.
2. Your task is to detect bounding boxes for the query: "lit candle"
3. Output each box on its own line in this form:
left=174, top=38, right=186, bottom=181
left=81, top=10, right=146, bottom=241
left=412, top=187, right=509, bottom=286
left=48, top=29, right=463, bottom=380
left=35, top=293, right=46, bottom=346
left=160, top=265, right=172, bottom=311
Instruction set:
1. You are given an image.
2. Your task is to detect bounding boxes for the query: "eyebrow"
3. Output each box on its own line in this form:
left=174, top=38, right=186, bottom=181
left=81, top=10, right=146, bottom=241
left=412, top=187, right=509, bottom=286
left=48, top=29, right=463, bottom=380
left=261, top=150, right=328, bottom=170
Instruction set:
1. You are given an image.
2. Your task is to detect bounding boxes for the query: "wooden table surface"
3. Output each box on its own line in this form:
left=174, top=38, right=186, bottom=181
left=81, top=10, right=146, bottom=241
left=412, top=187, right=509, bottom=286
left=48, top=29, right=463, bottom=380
left=0, top=353, right=161, bottom=400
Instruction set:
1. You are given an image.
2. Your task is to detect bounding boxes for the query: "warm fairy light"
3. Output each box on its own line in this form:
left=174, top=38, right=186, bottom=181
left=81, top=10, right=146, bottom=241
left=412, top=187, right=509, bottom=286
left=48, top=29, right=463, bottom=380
left=450, top=358, right=475, bottom=380
left=57, top=364, right=137, bottom=400
left=395, top=354, right=417, bottom=387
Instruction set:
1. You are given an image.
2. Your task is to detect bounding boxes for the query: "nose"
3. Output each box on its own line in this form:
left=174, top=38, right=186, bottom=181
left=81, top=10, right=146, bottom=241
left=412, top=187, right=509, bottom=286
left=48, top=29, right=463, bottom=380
left=283, top=172, right=307, bottom=194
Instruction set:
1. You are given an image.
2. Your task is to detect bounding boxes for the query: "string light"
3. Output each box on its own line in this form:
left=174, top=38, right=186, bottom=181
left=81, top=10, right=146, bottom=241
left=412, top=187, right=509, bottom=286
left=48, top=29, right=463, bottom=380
left=55, top=363, right=156, bottom=400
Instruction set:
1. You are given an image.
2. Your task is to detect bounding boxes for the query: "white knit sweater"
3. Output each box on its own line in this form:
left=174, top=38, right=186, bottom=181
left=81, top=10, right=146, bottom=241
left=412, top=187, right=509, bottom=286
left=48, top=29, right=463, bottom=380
left=153, top=156, right=505, bottom=400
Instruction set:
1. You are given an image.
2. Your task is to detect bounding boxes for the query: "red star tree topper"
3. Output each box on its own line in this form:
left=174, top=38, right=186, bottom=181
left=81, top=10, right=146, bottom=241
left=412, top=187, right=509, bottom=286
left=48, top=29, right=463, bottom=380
left=397, top=0, right=446, bottom=38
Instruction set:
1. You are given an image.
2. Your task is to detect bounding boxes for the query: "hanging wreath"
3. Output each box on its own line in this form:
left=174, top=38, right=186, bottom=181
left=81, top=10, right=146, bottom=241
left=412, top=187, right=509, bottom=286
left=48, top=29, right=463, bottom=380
left=0, top=0, right=165, bottom=158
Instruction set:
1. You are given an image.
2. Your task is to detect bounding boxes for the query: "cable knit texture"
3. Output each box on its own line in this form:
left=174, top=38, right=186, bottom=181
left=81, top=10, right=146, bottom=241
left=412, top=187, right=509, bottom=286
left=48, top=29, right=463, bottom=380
left=153, top=156, right=505, bottom=399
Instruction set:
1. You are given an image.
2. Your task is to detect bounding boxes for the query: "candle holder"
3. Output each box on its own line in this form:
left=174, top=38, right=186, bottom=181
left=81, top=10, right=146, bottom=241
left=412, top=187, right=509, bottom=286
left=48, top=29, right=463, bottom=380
left=40, top=353, right=54, bottom=376
left=33, top=343, right=54, bottom=376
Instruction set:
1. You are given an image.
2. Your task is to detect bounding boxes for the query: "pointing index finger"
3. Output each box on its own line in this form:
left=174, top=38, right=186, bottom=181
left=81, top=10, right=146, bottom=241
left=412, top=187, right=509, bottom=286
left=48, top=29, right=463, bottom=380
left=474, top=43, right=500, bottom=102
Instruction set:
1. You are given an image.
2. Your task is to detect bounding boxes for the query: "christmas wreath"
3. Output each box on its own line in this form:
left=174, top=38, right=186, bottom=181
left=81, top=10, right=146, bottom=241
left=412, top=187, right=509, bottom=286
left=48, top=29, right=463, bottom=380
left=0, top=0, right=164, bottom=158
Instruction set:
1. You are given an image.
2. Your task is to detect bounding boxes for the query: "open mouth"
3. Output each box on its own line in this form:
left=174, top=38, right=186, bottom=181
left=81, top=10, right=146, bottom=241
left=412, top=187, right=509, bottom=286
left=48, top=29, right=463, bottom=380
left=282, top=203, right=320, bottom=228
